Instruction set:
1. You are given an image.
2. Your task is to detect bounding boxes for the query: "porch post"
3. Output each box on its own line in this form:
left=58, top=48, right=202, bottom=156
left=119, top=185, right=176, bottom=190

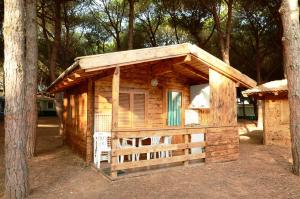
left=111, top=67, right=120, bottom=178
left=86, top=79, right=94, bottom=164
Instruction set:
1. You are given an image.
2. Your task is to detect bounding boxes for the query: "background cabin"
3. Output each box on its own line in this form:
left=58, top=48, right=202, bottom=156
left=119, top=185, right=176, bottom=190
left=37, top=94, right=56, bottom=116
left=243, top=79, right=290, bottom=147
left=0, top=94, right=56, bottom=119
left=48, top=43, right=256, bottom=178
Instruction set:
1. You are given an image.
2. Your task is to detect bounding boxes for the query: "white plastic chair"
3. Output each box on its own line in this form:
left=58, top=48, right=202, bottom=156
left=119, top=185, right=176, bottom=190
left=138, top=136, right=161, bottom=160
left=118, top=138, right=136, bottom=163
left=160, top=136, right=172, bottom=158
left=93, top=132, right=111, bottom=169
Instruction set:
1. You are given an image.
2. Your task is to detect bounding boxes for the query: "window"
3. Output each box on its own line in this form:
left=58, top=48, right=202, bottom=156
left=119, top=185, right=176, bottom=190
left=167, top=91, right=182, bottom=126
left=133, top=94, right=146, bottom=127
left=48, top=101, right=54, bottom=109
left=119, top=93, right=131, bottom=127
left=118, top=91, right=147, bottom=128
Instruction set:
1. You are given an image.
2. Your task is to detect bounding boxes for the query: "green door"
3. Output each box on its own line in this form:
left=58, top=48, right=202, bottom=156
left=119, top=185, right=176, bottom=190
left=167, top=91, right=182, bottom=126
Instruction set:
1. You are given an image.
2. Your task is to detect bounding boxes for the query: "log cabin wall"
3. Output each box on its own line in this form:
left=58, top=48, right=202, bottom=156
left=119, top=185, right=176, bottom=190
left=263, top=98, right=290, bottom=147
left=63, top=81, right=88, bottom=159
left=208, top=69, right=237, bottom=126
left=205, top=69, right=239, bottom=162
left=94, top=64, right=192, bottom=130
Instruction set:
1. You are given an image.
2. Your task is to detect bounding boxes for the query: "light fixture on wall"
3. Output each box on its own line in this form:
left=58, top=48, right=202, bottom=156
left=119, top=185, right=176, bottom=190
left=151, top=78, right=158, bottom=87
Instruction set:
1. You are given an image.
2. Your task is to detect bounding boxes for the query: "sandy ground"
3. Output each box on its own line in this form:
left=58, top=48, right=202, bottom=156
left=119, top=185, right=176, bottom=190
left=1, top=118, right=300, bottom=199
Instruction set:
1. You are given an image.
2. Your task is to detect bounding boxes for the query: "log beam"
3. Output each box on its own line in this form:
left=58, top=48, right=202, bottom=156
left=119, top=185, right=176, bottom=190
left=111, top=67, right=120, bottom=178
left=86, top=79, right=94, bottom=164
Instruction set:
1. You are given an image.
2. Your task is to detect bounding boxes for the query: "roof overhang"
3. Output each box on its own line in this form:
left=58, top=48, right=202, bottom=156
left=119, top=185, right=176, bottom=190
left=48, top=43, right=256, bottom=93
left=242, top=79, right=287, bottom=99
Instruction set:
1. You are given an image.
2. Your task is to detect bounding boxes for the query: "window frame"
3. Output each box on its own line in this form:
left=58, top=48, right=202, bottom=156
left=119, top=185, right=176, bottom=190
left=118, top=89, right=148, bottom=128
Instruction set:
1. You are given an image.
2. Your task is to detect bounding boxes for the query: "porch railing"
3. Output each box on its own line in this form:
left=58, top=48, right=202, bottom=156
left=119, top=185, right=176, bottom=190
left=110, top=127, right=207, bottom=178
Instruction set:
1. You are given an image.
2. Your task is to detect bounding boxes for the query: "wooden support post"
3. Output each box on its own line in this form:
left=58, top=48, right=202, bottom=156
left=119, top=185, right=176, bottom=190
left=62, top=94, right=69, bottom=144
left=209, top=69, right=237, bottom=126
left=111, top=67, right=120, bottom=178
left=86, top=80, right=94, bottom=164
left=184, top=132, right=189, bottom=166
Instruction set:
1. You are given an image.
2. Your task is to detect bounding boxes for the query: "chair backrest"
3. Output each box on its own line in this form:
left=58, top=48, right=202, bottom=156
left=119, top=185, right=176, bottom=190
left=163, top=136, right=172, bottom=144
left=94, top=113, right=112, bottom=132
left=150, top=136, right=161, bottom=145
left=120, top=138, right=136, bottom=147
left=94, top=132, right=111, bottom=150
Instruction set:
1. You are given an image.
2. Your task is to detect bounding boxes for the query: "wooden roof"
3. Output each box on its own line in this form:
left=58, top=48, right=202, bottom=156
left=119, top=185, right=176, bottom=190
left=48, top=43, right=256, bottom=93
left=242, top=79, right=287, bottom=97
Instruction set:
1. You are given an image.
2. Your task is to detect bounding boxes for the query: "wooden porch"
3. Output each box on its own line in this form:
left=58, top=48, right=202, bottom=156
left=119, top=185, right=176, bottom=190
left=94, top=124, right=238, bottom=179
left=90, top=65, right=237, bottom=179
left=109, top=126, right=206, bottom=178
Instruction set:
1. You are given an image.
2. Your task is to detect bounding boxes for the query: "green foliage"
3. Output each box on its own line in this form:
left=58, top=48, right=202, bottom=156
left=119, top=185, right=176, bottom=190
left=230, top=0, right=283, bottom=82
left=0, top=0, right=290, bottom=88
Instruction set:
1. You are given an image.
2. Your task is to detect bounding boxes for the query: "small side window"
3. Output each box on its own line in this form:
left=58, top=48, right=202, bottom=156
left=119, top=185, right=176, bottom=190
left=48, top=101, right=54, bottom=109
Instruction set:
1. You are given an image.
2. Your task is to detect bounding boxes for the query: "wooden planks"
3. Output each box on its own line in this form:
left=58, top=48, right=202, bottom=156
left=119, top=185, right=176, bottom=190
left=86, top=79, right=94, bottom=164
left=111, top=67, right=120, bottom=178
left=48, top=43, right=256, bottom=95
left=112, top=128, right=207, bottom=139
left=110, top=126, right=210, bottom=177
left=112, top=67, right=120, bottom=129
left=64, top=82, right=88, bottom=159
left=184, top=134, right=189, bottom=166
left=189, top=45, right=256, bottom=88
left=209, top=69, right=237, bottom=127
left=77, top=44, right=190, bottom=70
left=205, top=127, right=239, bottom=163
left=263, top=99, right=291, bottom=146
left=111, top=153, right=205, bottom=171
left=94, top=63, right=194, bottom=130
left=112, top=142, right=206, bottom=156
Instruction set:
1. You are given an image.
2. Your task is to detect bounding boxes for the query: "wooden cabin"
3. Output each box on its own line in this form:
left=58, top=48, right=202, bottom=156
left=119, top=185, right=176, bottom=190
left=48, top=43, right=256, bottom=178
left=242, top=79, right=290, bottom=147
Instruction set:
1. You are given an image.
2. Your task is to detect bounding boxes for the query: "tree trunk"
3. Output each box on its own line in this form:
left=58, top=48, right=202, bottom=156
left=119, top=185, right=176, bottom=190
left=116, top=33, right=121, bottom=51
left=256, top=52, right=262, bottom=84
left=41, top=0, right=51, bottom=61
left=256, top=43, right=263, bottom=129
left=49, top=0, right=64, bottom=137
left=63, top=1, right=70, bottom=65
left=127, top=0, right=135, bottom=50
left=25, top=0, right=38, bottom=158
left=3, top=0, right=29, bottom=198
left=257, top=100, right=263, bottom=129
left=210, top=0, right=233, bottom=64
left=280, top=0, right=300, bottom=175
left=223, top=0, right=233, bottom=64
left=49, top=0, right=61, bottom=82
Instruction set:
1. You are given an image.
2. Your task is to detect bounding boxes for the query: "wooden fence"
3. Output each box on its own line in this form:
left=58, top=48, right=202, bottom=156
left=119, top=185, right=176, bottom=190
left=110, top=127, right=207, bottom=178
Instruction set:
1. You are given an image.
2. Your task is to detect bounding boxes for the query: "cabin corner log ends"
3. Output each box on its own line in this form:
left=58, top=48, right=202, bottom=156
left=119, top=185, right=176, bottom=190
left=205, top=127, right=239, bottom=163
